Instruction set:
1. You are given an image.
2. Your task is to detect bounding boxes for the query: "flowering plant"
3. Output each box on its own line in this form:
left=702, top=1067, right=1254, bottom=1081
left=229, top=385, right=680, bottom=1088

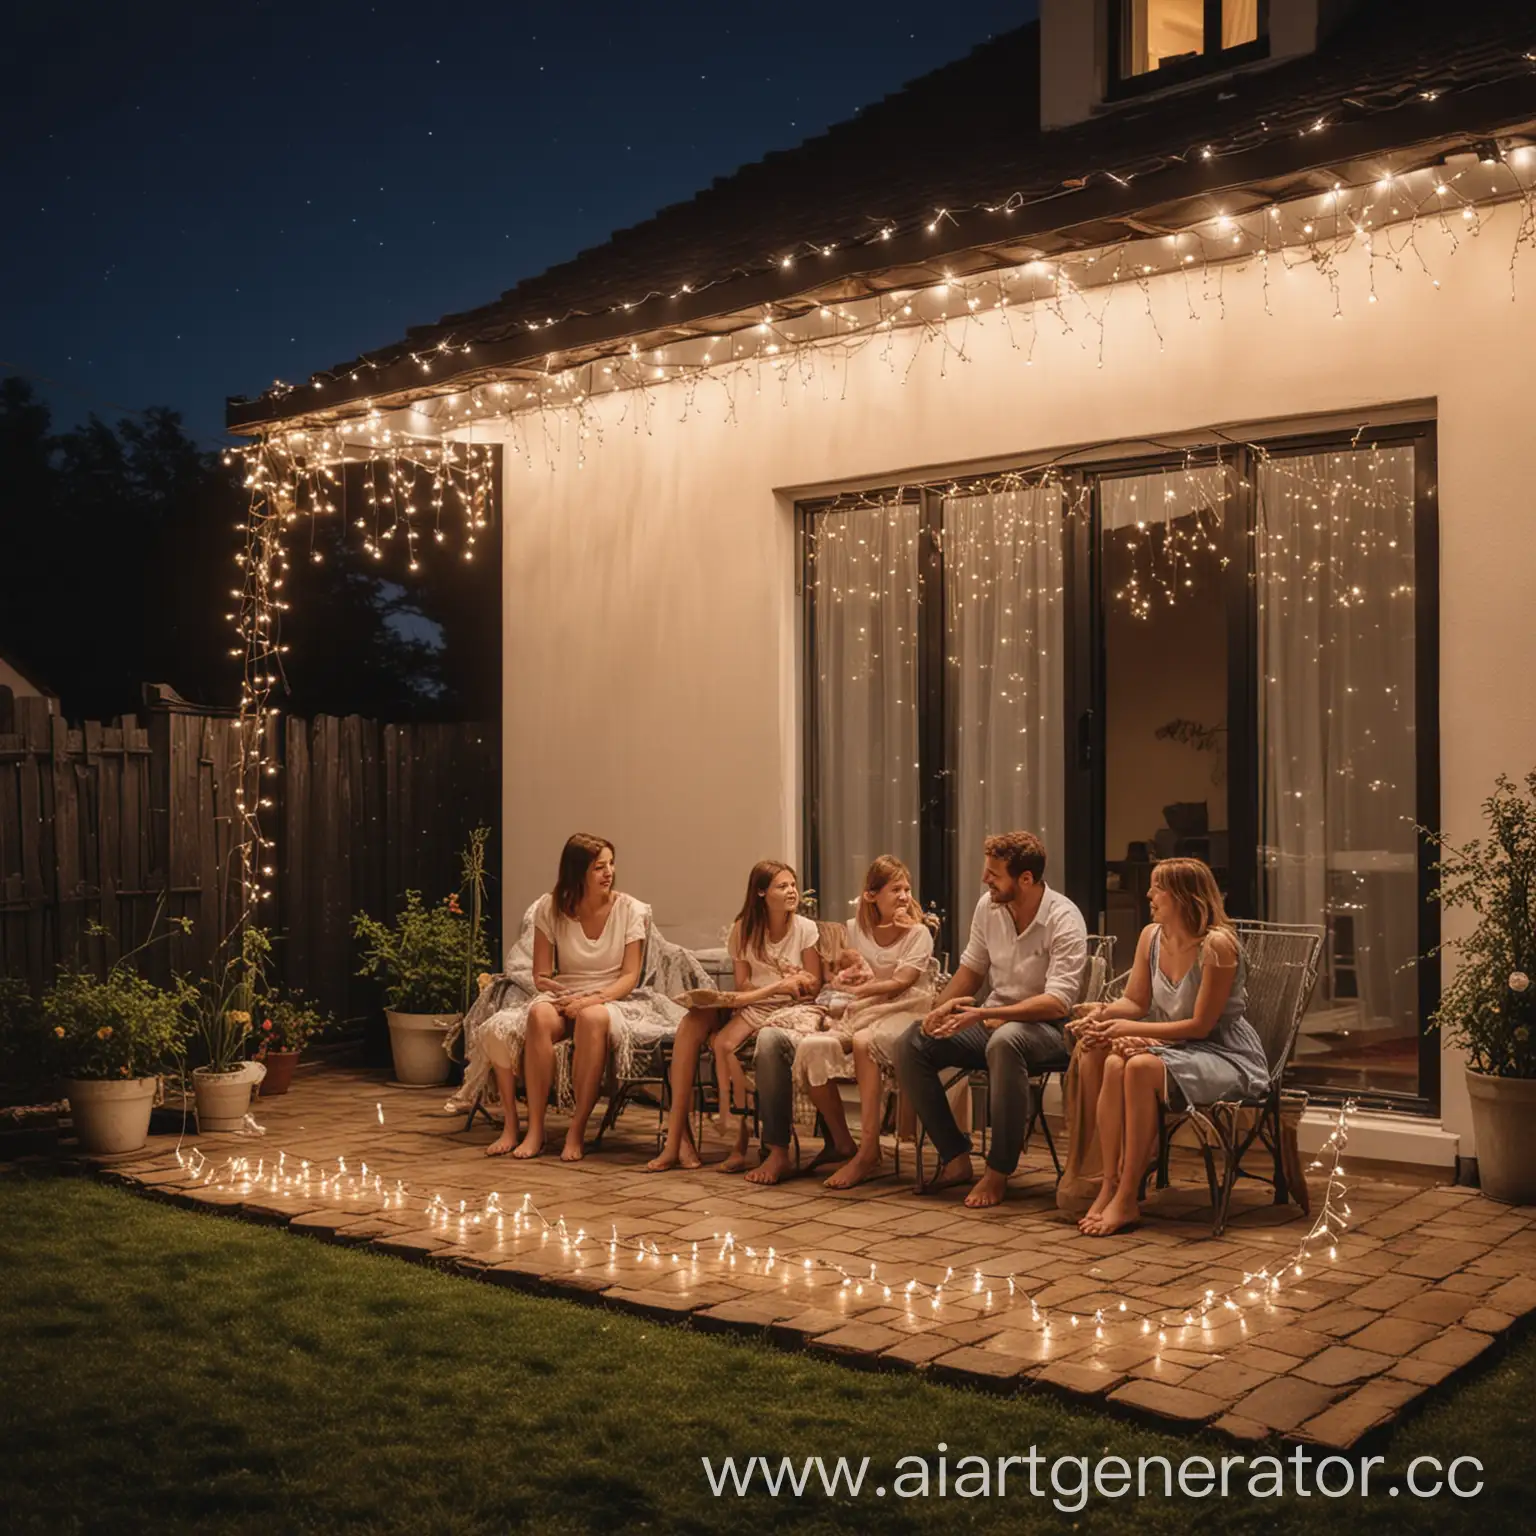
left=186, top=926, right=271, bottom=1074
left=1427, top=771, right=1536, bottom=1078
left=251, top=994, right=332, bottom=1056
left=41, top=966, right=196, bottom=1082
left=353, top=829, right=491, bottom=1014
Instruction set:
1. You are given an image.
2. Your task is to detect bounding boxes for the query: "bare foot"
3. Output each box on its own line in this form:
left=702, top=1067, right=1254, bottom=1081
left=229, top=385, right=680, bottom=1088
left=824, top=1147, right=882, bottom=1189
left=920, top=1152, right=973, bottom=1195
left=511, top=1131, right=545, bottom=1160
left=717, top=1150, right=751, bottom=1173
left=560, top=1129, right=585, bottom=1162
left=644, top=1143, right=702, bottom=1173
left=963, top=1168, right=1009, bottom=1209
left=485, top=1126, right=518, bottom=1157
left=744, top=1146, right=793, bottom=1185
left=1077, top=1180, right=1117, bottom=1232
left=1084, top=1191, right=1142, bottom=1236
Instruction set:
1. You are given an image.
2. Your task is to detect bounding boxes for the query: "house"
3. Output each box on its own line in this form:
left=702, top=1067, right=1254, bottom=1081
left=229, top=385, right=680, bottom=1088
left=0, top=649, right=59, bottom=717
left=228, top=0, right=1536, bottom=1174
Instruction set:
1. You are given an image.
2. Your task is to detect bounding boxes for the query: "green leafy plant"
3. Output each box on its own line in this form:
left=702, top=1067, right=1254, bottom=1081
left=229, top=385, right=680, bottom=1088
left=251, top=993, right=332, bottom=1056
left=41, top=966, right=196, bottom=1082
left=354, top=828, right=491, bottom=1015
left=186, top=926, right=272, bottom=1074
left=1427, top=771, right=1536, bottom=1078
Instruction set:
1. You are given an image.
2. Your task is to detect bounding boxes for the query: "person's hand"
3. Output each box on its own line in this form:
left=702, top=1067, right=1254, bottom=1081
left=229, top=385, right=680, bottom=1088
left=1071, top=1001, right=1107, bottom=1022
left=1111, top=1034, right=1155, bottom=1058
left=922, top=997, right=973, bottom=1036
left=558, top=992, right=604, bottom=1019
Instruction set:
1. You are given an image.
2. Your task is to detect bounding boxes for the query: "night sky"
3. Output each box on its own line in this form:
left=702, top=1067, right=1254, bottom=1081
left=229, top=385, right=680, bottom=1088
left=4, top=1, right=1036, bottom=446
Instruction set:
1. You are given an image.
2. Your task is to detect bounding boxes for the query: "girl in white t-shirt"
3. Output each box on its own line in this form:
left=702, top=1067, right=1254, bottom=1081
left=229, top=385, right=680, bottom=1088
left=484, top=833, right=647, bottom=1162
left=802, top=856, right=938, bottom=1190
left=647, top=860, right=823, bottom=1173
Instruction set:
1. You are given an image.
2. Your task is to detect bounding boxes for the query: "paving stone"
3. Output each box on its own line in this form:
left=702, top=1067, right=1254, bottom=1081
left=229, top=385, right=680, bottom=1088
left=1033, top=1360, right=1128, bottom=1399
left=1211, top=1414, right=1272, bottom=1443
left=1387, top=1356, right=1458, bottom=1387
left=1346, top=1315, right=1442, bottom=1355
left=1233, top=1377, right=1344, bottom=1433
left=1227, top=1344, right=1304, bottom=1374
left=928, top=1346, right=1029, bottom=1392
left=1180, top=1359, right=1276, bottom=1400
left=809, top=1322, right=907, bottom=1362
left=601, top=1286, right=705, bottom=1320
left=1252, top=1325, right=1333, bottom=1360
left=1348, top=1273, right=1430, bottom=1311
left=1390, top=1290, right=1478, bottom=1327
left=767, top=1307, right=851, bottom=1348
left=1459, top=1306, right=1516, bottom=1333
left=880, top=1334, right=957, bottom=1369
left=1128, top=1358, right=1195, bottom=1385
left=1412, top=1326, right=1497, bottom=1369
left=1484, top=1275, right=1536, bottom=1316
left=1292, top=1344, right=1395, bottom=1387
left=1310, top=1304, right=1382, bottom=1337
left=1297, top=1380, right=1423, bottom=1449
left=1109, top=1378, right=1227, bottom=1423
left=695, top=1296, right=810, bottom=1332
left=370, top=1230, right=455, bottom=1258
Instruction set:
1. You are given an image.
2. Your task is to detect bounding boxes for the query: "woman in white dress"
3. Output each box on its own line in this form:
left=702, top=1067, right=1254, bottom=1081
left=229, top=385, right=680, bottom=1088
left=802, top=856, right=937, bottom=1190
left=485, top=833, right=647, bottom=1161
left=646, top=860, right=823, bottom=1175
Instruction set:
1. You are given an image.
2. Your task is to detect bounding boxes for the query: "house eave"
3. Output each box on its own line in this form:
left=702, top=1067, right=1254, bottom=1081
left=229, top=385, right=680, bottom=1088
left=225, top=72, right=1536, bottom=436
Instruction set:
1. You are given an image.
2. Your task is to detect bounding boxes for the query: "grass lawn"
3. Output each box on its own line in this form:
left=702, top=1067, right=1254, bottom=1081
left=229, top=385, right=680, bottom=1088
left=2, top=1172, right=1534, bottom=1535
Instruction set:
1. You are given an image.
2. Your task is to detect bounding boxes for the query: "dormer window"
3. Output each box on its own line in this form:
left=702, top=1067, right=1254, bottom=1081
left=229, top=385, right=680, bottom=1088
left=1110, top=0, right=1269, bottom=95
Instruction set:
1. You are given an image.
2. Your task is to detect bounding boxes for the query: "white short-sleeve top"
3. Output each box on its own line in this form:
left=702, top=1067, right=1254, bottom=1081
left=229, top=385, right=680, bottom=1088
left=534, top=891, right=648, bottom=987
left=728, top=913, right=820, bottom=990
left=848, top=918, right=934, bottom=980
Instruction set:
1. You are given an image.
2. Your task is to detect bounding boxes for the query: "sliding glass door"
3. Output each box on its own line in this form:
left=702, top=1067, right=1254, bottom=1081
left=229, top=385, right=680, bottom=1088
left=801, top=423, right=1438, bottom=1107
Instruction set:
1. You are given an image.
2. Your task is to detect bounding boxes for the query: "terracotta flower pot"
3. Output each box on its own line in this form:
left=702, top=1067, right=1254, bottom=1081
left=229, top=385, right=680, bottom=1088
left=385, top=1010, right=459, bottom=1085
left=65, top=1076, right=159, bottom=1155
left=258, top=1049, right=301, bottom=1096
left=1466, top=1069, right=1536, bottom=1205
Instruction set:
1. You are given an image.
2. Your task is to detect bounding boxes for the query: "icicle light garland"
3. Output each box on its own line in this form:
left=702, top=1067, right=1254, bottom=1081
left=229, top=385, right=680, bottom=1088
left=236, top=102, right=1536, bottom=416
left=172, top=1098, right=1357, bottom=1351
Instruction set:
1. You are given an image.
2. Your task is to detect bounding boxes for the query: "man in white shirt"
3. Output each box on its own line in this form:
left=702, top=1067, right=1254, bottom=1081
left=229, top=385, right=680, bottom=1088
left=894, top=830, right=1088, bottom=1209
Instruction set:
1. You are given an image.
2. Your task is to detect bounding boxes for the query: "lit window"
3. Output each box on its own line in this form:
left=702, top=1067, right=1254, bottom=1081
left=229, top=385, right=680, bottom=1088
left=1116, top=0, right=1265, bottom=84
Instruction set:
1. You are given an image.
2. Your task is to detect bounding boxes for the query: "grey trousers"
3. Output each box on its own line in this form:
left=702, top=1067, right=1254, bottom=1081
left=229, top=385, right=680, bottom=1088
left=893, top=1017, right=1069, bottom=1175
left=753, top=1027, right=798, bottom=1150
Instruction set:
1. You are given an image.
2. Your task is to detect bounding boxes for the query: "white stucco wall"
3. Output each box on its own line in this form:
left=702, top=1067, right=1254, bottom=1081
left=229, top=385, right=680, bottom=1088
left=496, top=202, right=1536, bottom=1150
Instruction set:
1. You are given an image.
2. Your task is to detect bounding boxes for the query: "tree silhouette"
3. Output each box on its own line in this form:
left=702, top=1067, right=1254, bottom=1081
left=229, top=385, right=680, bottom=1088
left=0, top=377, right=497, bottom=721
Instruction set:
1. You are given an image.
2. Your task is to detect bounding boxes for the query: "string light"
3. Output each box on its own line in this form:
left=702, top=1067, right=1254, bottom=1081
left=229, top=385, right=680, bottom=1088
left=166, top=1097, right=1356, bottom=1352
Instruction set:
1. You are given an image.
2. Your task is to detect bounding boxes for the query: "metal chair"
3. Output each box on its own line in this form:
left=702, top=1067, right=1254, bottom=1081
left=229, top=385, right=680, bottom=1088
left=1135, top=918, right=1325, bottom=1236
left=911, top=933, right=1117, bottom=1188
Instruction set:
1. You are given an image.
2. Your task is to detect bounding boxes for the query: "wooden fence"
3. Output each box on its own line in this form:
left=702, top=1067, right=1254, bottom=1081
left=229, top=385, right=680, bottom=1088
left=0, top=690, right=498, bottom=1025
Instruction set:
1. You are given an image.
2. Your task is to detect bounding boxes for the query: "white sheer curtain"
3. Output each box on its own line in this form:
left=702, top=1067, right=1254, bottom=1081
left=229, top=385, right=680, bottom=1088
left=1222, top=0, right=1260, bottom=48
left=1258, top=447, right=1419, bottom=1067
left=809, top=499, right=922, bottom=924
left=944, top=484, right=1066, bottom=910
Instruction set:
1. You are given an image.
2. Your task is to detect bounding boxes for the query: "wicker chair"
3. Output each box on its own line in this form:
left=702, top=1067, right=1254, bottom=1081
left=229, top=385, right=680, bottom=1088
left=1132, top=918, right=1325, bottom=1237
left=910, top=932, right=1117, bottom=1187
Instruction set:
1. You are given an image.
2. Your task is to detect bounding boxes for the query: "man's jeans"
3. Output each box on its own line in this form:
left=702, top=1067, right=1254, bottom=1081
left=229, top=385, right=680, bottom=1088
left=752, top=1027, right=798, bottom=1149
left=893, top=1018, right=1069, bottom=1175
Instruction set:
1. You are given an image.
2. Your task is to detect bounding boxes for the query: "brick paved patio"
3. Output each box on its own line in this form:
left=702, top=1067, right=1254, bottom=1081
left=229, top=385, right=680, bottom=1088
left=104, top=1067, right=1536, bottom=1448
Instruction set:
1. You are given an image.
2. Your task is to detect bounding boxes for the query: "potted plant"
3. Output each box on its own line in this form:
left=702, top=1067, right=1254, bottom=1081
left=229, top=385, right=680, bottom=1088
left=40, top=961, right=194, bottom=1156
left=1428, top=770, right=1536, bottom=1204
left=354, top=828, right=490, bottom=1086
left=186, top=926, right=271, bottom=1132
left=252, top=993, right=331, bottom=1096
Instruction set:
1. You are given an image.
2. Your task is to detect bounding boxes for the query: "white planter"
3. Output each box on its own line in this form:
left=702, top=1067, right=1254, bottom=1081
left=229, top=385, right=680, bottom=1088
left=386, top=1010, right=459, bottom=1085
left=1466, top=1070, right=1536, bottom=1205
left=193, top=1061, right=266, bottom=1133
left=65, top=1076, right=159, bottom=1155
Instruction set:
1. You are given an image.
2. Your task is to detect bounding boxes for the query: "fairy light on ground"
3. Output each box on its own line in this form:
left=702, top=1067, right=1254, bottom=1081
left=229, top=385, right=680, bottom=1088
left=168, top=1097, right=1356, bottom=1351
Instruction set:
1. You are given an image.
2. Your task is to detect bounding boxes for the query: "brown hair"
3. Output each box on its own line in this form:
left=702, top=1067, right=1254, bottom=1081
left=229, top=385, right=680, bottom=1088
left=733, top=860, right=797, bottom=959
left=983, top=830, right=1047, bottom=883
left=856, top=855, right=935, bottom=937
left=552, top=833, right=614, bottom=919
left=1151, top=858, right=1237, bottom=949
